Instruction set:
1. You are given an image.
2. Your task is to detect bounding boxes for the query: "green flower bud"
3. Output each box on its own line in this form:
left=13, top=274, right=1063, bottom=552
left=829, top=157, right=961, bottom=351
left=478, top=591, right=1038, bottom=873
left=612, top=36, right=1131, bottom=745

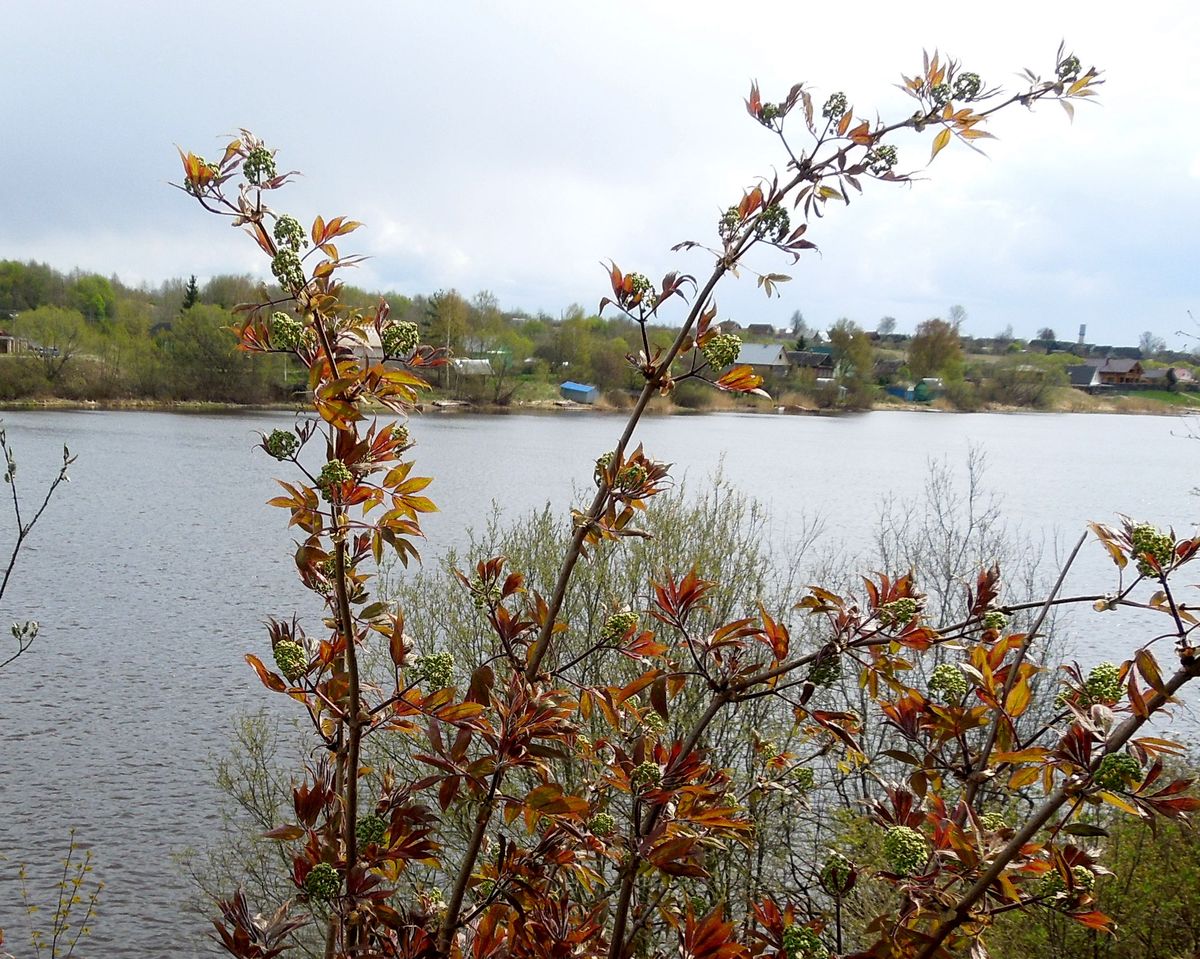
left=758, top=102, right=782, bottom=126
left=271, top=312, right=306, bottom=351
left=272, top=639, right=307, bottom=681
left=468, top=575, right=502, bottom=611
left=381, top=321, right=420, bottom=357
left=718, top=206, right=742, bottom=241
left=702, top=333, right=742, bottom=370
left=271, top=250, right=306, bottom=292
left=930, top=83, right=952, bottom=106
left=807, top=654, right=841, bottom=688
left=264, top=429, right=299, bottom=461
left=243, top=145, right=277, bottom=186
left=273, top=214, right=308, bottom=252
left=644, top=711, right=667, bottom=735
left=615, top=463, right=648, bottom=494
left=792, top=766, right=816, bottom=792
left=756, top=204, right=790, bottom=243
left=782, top=923, right=829, bottom=959
left=413, top=651, right=455, bottom=689
left=821, top=92, right=848, bottom=119
left=952, top=72, right=983, bottom=101
left=589, top=812, right=617, bottom=836
left=929, top=663, right=969, bottom=702
left=1039, top=865, right=1095, bottom=901
left=1130, top=523, right=1174, bottom=577
left=883, top=825, right=929, bottom=877
left=594, top=450, right=615, bottom=486
left=356, top=814, right=387, bottom=847
left=879, top=597, right=919, bottom=628
left=819, top=851, right=854, bottom=897
left=626, top=273, right=653, bottom=304
left=983, top=609, right=1008, bottom=632
left=316, top=459, right=353, bottom=501
left=1094, top=753, right=1142, bottom=792
left=865, top=144, right=899, bottom=176
left=304, top=862, right=341, bottom=901
left=1083, top=661, right=1123, bottom=705
left=980, top=812, right=1008, bottom=832
left=631, top=761, right=662, bottom=791
left=1057, top=56, right=1082, bottom=81
left=600, top=610, right=639, bottom=645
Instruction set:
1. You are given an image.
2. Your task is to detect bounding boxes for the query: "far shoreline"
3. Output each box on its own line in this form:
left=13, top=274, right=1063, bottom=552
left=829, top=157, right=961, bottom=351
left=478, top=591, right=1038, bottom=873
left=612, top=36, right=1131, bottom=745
left=4, top=395, right=1200, bottom=418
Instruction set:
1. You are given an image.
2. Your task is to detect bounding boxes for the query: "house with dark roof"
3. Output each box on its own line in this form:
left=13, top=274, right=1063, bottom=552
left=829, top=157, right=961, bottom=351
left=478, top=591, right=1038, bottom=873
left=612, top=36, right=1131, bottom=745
left=1084, top=358, right=1144, bottom=385
left=787, top=350, right=835, bottom=374
left=1066, top=365, right=1101, bottom=391
left=1143, top=366, right=1196, bottom=387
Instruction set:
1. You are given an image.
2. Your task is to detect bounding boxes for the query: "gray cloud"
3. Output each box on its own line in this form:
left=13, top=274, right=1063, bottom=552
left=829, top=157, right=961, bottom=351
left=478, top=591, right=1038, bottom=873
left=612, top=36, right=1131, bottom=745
left=1, top=0, right=1195, bottom=345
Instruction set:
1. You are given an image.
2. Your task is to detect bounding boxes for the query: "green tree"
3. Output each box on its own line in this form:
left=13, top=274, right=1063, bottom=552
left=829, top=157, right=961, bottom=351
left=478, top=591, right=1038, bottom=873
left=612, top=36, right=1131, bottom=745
left=68, top=273, right=116, bottom=325
left=14, top=306, right=89, bottom=381
left=162, top=304, right=271, bottom=402
left=182, top=274, right=200, bottom=311
left=908, top=316, right=963, bottom=380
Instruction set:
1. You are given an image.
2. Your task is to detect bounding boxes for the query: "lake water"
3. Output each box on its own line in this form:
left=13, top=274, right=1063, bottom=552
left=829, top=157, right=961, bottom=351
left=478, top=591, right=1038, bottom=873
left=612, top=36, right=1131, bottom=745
left=1, top=407, right=1197, bottom=955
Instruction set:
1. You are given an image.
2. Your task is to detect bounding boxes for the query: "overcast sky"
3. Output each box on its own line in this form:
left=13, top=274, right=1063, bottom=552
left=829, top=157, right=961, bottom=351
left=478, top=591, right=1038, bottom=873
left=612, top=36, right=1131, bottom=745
left=2, top=1, right=1197, bottom=346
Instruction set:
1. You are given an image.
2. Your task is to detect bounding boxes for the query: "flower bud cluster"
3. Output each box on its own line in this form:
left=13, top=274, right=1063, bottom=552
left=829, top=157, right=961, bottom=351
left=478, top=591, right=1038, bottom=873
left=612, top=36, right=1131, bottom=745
left=631, top=761, right=662, bottom=791
left=594, top=451, right=615, bottom=486
left=1039, top=865, right=1095, bottom=899
left=1130, top=523, right=1174, bottom=577
left=980, top=812, right=1008, bottom=832
left=953, top=72, right=983, bottom=100
left=1083, top=661, right=1122, bottom=705
left=883, top=825, right=929, bottom=877
left=782, top=924, right=829, bottom=959
left=878, top=597, right=918, bottom=628
left=601, top=610, right=639, bottom=645
left=413, top=651, right=455, bottom=689
left=273, top=214, right=307, bottom=252
left=271, top=312, right=307, bottom=351
left=626, top=273, right=653, bottom=304
left=1057, top=56, right=1082, bottom=81
left=1094, top=753, right=1141, bottom=792
left=820, top=851, right=853, bottom=896
left=929, top=662, right=968, bottom=702
left=271, top=250, right=306, bottom=292
left=644, top=711, right=667, bottom=735
left=866, top=145, right=898, bottom=175
left=273, top=639, right=307, bottom=681
left=755, top=204, right=790, bottom=243
left=469, top=576, right=502, bottom=611
left=243, top=146, right=277, bottom=186
left=792, top=766, right=815, bottom=791
left=807, top=655, right=841, bottom=688
left=304, top=862, right=341, bottom=900
left=983, top=609, right=1008, bottom=632
left=265, top=429, right=299, bottom=461
left=615, top=463, right=648, bottom=494
left=589, top=812, right=617, bottom=836
left=757, top=102, right=782, bottom=126
left=822, top=92, right=848, bottom=119
left=702, top=333, right=742, bottom=371
left=718, top=206, right=742, bottom=241
left=930, top=83, right=952, bottom=107
left=356, top=814, right=387, bottom=846
left=317, top=459, right=353, bottom=501
left=382, top=321, right=420, bottom=357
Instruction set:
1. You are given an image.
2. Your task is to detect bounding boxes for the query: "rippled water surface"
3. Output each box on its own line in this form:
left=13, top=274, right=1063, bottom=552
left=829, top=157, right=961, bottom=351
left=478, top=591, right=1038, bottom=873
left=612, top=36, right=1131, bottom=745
left=0, top=408, right=1197, bottom=954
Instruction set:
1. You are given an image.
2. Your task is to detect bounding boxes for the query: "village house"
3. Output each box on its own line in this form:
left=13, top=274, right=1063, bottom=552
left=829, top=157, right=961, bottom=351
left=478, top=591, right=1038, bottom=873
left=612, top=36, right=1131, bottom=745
left=1083, top=357, right=1144, bottom=385
left=737, top=342, right=792, bottom=376
left=1066, top=365, right=1102, bottom=392
left=0, top=328, right=26, bottom=354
